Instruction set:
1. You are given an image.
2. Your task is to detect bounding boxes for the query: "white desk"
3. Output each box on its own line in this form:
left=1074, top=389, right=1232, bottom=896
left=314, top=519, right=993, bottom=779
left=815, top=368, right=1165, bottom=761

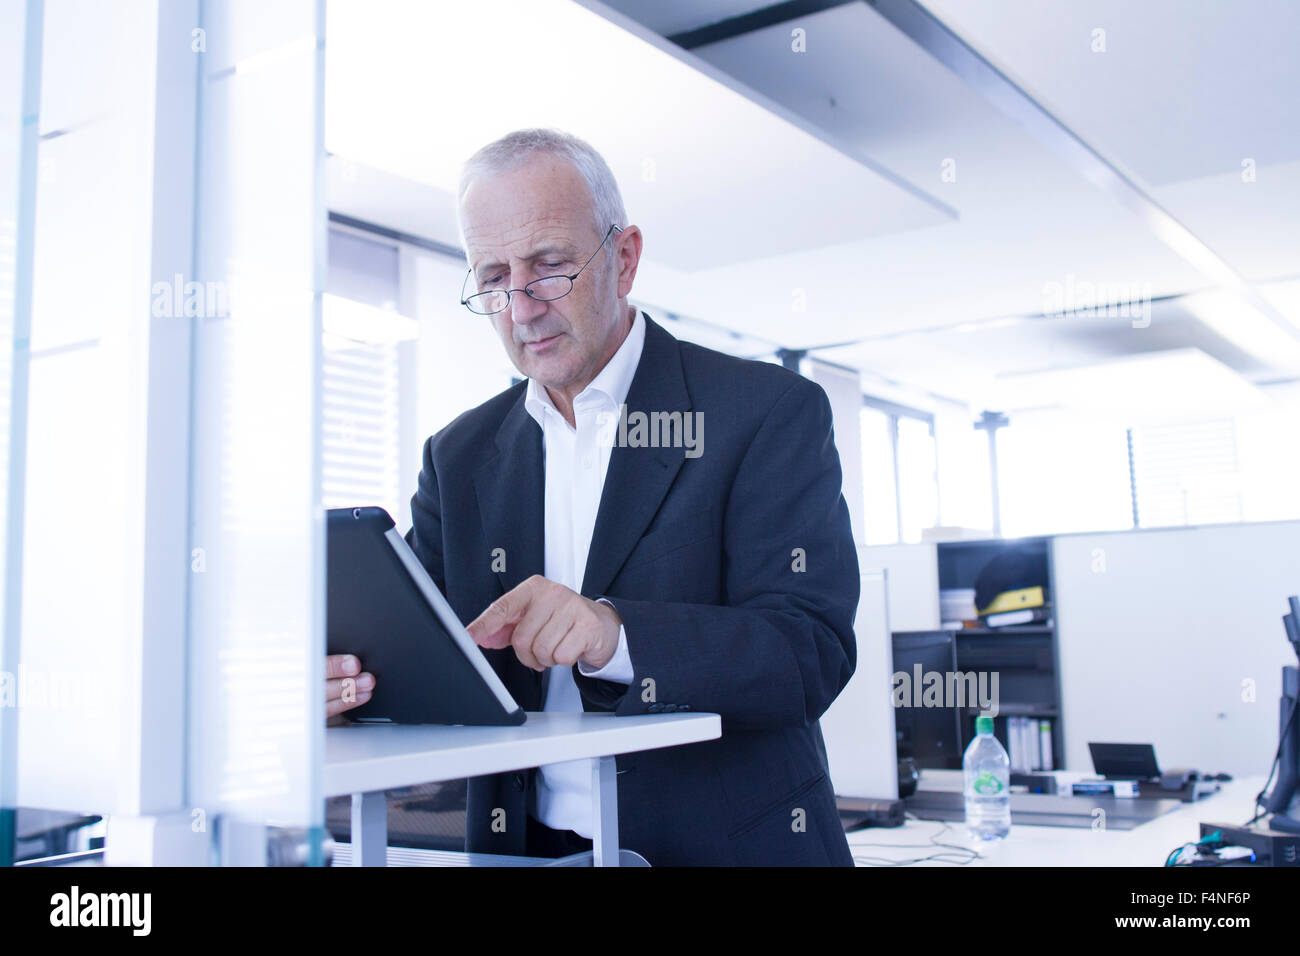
left=846, top=771, right=1267, bottom=867
left=325, top=711, right=720, bottom=867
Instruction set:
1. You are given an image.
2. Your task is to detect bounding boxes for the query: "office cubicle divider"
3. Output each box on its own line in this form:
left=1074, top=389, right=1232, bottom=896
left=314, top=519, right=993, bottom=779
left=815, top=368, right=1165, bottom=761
left=820, top=564, right=900, bottom=800
left=1053, top=520, right=1300, bottom=777
left=863, top=521, right=1300, bottom=778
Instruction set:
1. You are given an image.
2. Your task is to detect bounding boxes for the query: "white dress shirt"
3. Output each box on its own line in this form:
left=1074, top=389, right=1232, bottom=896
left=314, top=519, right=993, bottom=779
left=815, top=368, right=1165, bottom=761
left=522, top=309, right=645, bottom=837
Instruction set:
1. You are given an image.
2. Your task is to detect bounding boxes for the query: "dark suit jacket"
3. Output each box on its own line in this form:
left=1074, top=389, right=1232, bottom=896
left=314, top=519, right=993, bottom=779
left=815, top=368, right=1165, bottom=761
left=406, top=311, right=859, bottom=865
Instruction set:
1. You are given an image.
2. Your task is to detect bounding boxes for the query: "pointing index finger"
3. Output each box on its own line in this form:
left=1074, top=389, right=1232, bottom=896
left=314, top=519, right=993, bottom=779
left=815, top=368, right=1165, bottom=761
left=468, top=577, right=544, bottom=649
left=468, top=594, right=521, bottom=649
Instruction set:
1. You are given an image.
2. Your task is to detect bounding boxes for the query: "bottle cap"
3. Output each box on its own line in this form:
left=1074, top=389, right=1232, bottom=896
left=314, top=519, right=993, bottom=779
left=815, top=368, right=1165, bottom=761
left=975, top=715, right=994, bottom=735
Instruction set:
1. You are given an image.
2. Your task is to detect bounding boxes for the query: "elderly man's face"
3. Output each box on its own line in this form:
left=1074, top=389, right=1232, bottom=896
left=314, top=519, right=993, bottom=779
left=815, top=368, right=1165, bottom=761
left=460, top=155, right=629, bottom=392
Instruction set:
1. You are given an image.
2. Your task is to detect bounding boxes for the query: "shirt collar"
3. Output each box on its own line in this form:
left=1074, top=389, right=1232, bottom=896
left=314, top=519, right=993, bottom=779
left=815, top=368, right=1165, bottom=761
left=524, top=309, right=645, bottom=428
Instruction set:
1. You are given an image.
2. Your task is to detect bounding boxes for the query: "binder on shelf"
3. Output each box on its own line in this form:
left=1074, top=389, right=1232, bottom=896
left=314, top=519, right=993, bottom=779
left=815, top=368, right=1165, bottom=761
left=984, top=606, right=1052, bottom=628
left=1005, top=715, right=1054, bottom=772
left=1009, top=716, right=1029, bottom=772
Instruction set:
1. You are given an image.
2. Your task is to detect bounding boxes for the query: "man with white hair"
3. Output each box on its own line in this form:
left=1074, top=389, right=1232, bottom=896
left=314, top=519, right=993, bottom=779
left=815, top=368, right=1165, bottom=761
left=327, top=128, right=859, bottom=866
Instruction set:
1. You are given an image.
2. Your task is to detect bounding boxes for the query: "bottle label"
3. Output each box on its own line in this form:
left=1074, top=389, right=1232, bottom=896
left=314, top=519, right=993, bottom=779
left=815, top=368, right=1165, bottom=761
left=973, top=771, right=1004, bottom=796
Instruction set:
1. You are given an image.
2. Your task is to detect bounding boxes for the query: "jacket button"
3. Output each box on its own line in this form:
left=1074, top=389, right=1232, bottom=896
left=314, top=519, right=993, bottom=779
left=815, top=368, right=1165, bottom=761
left=647, top=703, right=663, bottom=713
left=662, top=704, right=678, bottom=713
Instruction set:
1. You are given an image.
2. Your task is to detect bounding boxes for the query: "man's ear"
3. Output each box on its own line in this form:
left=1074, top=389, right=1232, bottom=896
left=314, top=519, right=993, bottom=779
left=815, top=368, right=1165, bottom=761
left=614, top=225, right=643, bottom=300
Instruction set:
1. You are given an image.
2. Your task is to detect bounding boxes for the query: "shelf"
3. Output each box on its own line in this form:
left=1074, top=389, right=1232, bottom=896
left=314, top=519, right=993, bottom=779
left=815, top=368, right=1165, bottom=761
left=961, top=705, right=1058, bottom=717
left=928, top=536, right=1065, bottom=775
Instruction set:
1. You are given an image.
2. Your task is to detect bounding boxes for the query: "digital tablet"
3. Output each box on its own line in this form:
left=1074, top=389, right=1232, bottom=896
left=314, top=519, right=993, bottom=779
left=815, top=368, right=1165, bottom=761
left=326, top=506, right=525, bottom=725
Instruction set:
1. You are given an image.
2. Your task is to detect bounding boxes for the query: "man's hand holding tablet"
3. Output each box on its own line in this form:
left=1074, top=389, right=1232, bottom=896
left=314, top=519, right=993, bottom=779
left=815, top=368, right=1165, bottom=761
left=324, top=653, right=376, bottom=725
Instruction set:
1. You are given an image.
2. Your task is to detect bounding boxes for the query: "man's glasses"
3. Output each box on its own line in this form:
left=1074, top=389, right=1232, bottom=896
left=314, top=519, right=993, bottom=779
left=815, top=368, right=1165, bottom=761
left=459, top=224, right=622, bottom=316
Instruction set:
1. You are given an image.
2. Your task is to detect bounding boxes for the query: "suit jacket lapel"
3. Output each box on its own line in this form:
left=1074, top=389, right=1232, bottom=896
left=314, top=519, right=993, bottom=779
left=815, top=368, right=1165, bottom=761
left=469, top=313, right=690, bottom=666
left=473, top=390, right=546, bottom=708
left=580, top=313, right=691, bottom=598
left=474, top=389, right=546, bottom=595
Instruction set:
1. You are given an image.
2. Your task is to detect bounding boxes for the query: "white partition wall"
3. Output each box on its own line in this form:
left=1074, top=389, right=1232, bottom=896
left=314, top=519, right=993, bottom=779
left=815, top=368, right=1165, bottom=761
left=186, top=0, right=328, bottom=861
left=821, top=565, right=899, bottom=800
left=1054, top=521, right=1300, bottom=776
left=1, top=0, right=330, bottom=867
left=859, top=541, right=940, bottom=631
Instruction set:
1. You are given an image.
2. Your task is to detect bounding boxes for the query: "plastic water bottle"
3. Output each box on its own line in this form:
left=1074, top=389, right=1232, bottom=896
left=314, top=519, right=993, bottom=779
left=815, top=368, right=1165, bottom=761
left=963, top=715, right=1011, bottom=841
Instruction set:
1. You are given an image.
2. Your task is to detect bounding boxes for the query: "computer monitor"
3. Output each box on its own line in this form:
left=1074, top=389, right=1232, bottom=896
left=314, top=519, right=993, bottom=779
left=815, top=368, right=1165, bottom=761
left=891, top=631, right=963, bottom=770
left=1089, top=742, right=1162, bottom=780
left=1261, top=597, right=1300, bottom=828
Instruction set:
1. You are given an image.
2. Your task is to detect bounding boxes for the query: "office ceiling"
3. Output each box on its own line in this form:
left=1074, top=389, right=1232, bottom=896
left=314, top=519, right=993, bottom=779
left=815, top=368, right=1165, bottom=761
left=327, top=0, right=1300, bottom=416
left=921, top=0, right=1300, bottom=194
left=324, top=0, right=951, bottom=275
left=812, top=296, right=1272, bottom=410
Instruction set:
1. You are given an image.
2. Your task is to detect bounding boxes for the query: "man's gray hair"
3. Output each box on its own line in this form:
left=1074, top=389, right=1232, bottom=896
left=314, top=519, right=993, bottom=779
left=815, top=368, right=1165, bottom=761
left=456, top=128, right=627, bottom=246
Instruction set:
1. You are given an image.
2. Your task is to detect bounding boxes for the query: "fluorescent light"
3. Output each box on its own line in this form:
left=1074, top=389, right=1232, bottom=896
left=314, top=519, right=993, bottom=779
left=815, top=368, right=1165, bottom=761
left=953, top=316, right=1024, bottom=334
left=1182, top=289, right=1300, bottom=370
left=1144, top=213, right=1242, bottom=288
left=1257, top=279, right=1300, bottom=331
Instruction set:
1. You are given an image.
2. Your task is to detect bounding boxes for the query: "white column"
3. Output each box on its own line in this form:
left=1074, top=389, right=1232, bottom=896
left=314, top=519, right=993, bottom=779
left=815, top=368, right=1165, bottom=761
left=0, top=0, right=41, bottom=865
left=17, top=0, right=189, bottom=821
left=807, top=358, right=866, bottom=549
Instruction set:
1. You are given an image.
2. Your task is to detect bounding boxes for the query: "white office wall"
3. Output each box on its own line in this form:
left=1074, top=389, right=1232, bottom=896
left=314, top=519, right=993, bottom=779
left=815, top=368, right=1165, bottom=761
left=407, top=250, right=519, bottom=453
left=1054, top=521, right=1300, bottom=776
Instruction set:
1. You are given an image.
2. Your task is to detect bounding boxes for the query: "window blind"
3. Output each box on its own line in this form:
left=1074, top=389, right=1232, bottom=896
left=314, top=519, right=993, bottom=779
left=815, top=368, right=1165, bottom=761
left=1132, top=419, right=1243, bottom=527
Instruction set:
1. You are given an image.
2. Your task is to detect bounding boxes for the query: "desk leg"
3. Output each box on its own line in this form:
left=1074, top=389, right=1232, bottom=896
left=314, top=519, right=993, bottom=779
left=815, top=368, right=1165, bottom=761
left=591, top=756, right=619, bottom=868
left=351, top=791, right=387, bottom=867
